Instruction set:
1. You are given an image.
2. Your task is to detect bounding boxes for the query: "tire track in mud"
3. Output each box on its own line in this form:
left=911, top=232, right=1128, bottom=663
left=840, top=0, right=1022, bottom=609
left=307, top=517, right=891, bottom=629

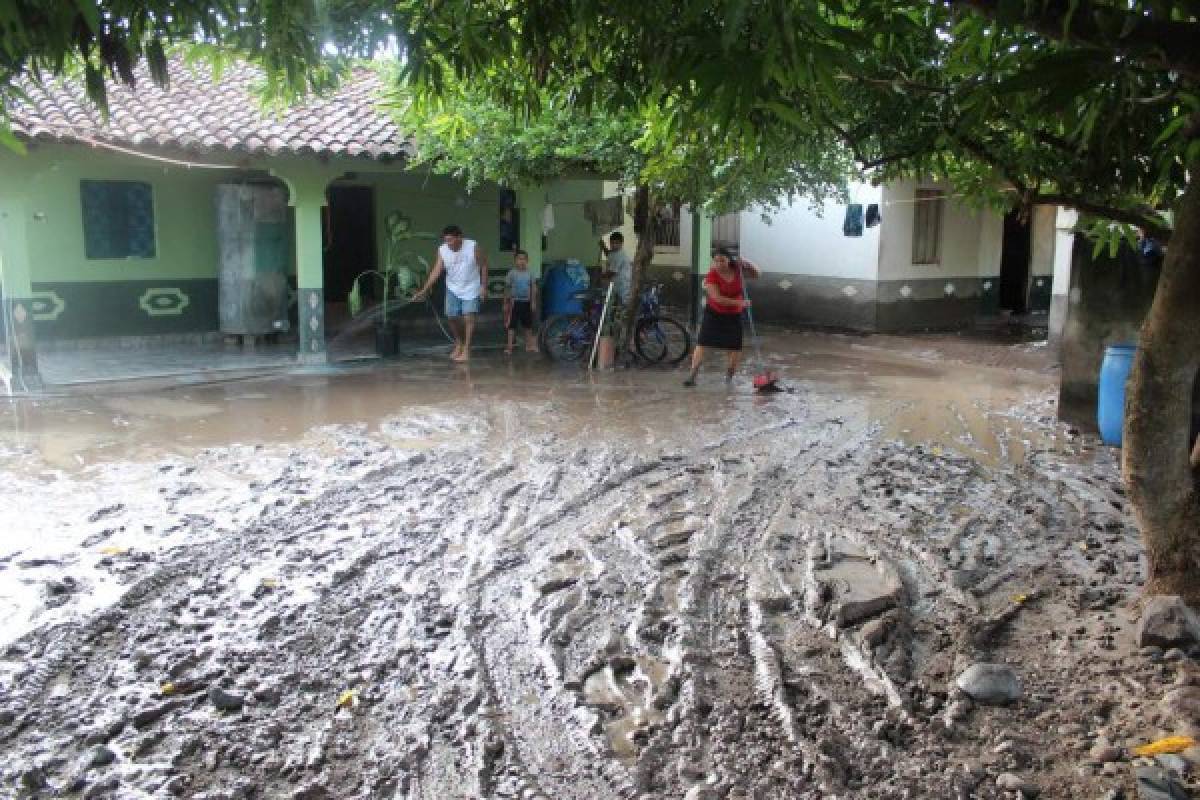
left=656, top=413, right=883, bottom=798
left=0, top=390, right=1148, bottom=800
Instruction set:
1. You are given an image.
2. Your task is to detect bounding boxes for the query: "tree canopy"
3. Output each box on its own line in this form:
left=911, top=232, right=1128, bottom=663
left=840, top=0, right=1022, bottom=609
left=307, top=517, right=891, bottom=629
left=394, top=0, right=1195, bottom=247
left=6, top=2, right=1195, bottom=240
left=393, top=75, right=852, bottom=214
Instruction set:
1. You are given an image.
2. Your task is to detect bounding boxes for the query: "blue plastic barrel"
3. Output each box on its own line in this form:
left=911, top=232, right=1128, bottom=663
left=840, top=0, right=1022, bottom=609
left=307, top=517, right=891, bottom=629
left=542, top=261, right=590, bottom=316
left=1098, top=343, right=1137, bottom=446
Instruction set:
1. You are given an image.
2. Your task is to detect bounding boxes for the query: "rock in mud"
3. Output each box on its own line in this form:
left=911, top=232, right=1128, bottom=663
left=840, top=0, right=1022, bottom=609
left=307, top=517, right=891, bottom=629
left=19, top=766, right=48, bottom=791
left=955, top=663, right=1022, bottom=706
left=1138, top=596, right=1200, bottom=650
left=1134, top=765, right=1191, bottom=800
left=85, top=744, right=117, bottom=769
left=208, top=686, right=245, bottom=712
left=1088, top=742, right=1123, bottom=764
left=996, top=772, right=1039, bottom=796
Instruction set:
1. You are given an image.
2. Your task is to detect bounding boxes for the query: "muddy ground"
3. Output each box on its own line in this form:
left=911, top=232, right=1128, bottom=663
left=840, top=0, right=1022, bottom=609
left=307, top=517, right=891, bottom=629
left=0, top=333, right=1192, bottom=799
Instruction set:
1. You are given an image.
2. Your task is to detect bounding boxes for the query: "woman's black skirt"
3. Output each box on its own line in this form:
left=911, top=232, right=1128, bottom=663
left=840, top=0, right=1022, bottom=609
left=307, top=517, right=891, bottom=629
left=697, top=309, right=743, bottom=350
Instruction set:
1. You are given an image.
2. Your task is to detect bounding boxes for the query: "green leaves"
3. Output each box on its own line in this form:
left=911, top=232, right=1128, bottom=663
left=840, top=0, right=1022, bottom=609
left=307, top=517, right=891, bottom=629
left=0, top=0, right=1190, bottom=242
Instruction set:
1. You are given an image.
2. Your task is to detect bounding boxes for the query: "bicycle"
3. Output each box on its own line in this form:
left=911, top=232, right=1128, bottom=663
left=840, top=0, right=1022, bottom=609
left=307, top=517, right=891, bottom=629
left=540, top=283, right=692, bottom=365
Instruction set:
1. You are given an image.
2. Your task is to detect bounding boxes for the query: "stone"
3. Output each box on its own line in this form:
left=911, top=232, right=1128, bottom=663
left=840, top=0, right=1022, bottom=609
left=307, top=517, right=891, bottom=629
left=291, top=785, right=333, bottom=800
left=19, top=767, right=48, bottom=791
left=996, top=772, right=1039, bottom=796
left=253, top=685, right=282, bottom=706
left=955, top=663, right=1023, bottom=706
left=1089, top=742, right=1123, bottom=764
left=1134, top=766, right=1190, bottom=800
left=1138, top=597, right=1200, bottom=650
left=86, top=745, right=117, bottom=769
left=208, top=686, right=245, bottom=712
left=683, top=788, right=718, bottom=800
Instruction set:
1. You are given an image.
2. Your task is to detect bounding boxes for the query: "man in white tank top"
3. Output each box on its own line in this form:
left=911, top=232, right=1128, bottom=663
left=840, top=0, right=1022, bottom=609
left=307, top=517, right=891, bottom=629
left=415, top=224, right=489, bottom=362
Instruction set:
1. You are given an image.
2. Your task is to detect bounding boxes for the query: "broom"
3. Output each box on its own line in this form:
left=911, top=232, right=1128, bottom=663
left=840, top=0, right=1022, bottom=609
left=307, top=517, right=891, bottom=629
left=741, top=270, right=781, bottom=392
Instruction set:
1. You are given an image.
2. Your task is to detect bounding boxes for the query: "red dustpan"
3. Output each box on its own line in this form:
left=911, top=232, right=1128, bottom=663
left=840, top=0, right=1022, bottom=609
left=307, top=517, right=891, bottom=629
left=753, top=370, right=781, bottom=391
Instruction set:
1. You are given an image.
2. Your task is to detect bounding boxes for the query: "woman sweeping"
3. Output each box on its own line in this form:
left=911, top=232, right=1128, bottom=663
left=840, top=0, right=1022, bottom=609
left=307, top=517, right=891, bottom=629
left=683, top=248, right=762, bottom=387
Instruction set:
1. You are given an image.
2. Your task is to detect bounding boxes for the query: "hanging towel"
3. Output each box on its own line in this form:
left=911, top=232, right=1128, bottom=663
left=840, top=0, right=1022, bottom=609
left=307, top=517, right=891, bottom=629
left=583, top=196, right=625, bottom=234
left=843, top=203, right=864, bottom=237
left=865, top=203, right=881, bottom=228
left=542, top=204, right=556, bottom=236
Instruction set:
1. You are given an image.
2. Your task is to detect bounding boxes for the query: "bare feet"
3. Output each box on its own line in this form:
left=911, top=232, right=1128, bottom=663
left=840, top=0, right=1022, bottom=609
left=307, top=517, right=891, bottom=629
left=452, top=350, right=470, bottom=363
left=450, top=345, right=463, bottom=360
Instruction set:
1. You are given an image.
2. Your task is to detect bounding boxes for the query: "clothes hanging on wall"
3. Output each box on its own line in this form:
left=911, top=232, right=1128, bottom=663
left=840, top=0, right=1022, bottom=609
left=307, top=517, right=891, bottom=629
left=542, top=204, right=556, bottom=236
left=865, top=203, right=881, bottom=228
left=583, top=196, right=625, bottom=234
left=843, top=203, right=864, bottom=237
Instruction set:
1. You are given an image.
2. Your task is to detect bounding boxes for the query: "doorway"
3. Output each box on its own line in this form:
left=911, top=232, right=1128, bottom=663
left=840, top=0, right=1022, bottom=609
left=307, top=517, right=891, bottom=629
left=323, top=185, right=377, bottom=303
left=999, top=209, right=1031, bottom=313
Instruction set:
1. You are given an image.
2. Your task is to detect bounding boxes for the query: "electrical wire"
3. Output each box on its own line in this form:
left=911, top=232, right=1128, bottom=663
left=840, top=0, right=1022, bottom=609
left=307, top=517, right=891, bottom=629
left=28, top=124, right=242, bottom=170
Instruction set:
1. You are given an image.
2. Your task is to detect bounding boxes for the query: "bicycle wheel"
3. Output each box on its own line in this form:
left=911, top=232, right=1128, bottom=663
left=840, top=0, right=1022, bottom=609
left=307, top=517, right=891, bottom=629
left=635, top=316, right=692, bottom=366
left=541, top=314, right=593, bottom=362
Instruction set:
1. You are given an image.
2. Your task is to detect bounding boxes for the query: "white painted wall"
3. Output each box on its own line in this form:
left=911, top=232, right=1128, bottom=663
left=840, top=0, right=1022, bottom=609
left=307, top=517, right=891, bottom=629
left=737, top=182, right=882, bottom=280
left=670, top=184, right=885, bottom=279
left=878, top=179, right=1003, bottom=281
left=976, top=212, right=1003, bottom=279
left=1051, top=208, right=1078, bottom=298
left=1030, top=205, right=1057, bottom=277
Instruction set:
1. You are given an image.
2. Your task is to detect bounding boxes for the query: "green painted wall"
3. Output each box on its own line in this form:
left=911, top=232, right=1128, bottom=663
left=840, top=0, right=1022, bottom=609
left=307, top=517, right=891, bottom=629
left=1, top=145, right=230, bottom=283
left=355, top=171, right=508, bottom=289
left=0, top=143, right=607, bottom=341
left=543, top=179, right=607, bottom=265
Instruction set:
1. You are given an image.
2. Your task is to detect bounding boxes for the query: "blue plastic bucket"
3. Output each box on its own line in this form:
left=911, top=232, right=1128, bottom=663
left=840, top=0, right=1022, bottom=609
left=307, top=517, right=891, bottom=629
left=1098, top=343, right=1136, bottom=446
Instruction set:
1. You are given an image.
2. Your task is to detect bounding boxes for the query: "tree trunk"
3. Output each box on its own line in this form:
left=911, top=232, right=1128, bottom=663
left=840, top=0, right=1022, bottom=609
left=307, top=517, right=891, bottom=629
left=1123, top=176, right=1200, bottom=602
left=622, top=184, right=657, bottom=353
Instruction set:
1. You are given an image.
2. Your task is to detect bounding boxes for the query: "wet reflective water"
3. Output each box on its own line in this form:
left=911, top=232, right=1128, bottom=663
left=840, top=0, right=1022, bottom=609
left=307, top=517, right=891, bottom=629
left=0, top=333, right=1060, bottom=472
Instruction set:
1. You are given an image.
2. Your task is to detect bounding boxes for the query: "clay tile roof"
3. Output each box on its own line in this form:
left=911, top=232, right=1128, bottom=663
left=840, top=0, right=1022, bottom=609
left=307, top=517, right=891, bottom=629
left=10, top=56, right=411, bottom=162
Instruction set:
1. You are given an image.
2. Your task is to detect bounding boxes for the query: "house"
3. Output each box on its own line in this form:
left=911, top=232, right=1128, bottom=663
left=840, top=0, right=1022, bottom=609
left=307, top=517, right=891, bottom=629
left=634, top=182, right=1067, bottom=333
left=1, top=58, right=1077, bottom=394
left=0, top=59, right=630, bottom=391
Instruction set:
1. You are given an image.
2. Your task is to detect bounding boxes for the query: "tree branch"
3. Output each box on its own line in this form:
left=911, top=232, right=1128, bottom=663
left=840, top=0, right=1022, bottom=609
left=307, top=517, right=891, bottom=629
left=947, top=0, right=1200, bottom=83
left=822, top=115, right=934, bottom=171
left=1032, top=193, right=1173, bottom=241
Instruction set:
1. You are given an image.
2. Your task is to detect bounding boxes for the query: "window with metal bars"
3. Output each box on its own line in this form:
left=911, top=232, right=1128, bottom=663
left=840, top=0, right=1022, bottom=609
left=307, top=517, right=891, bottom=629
left=80, top=180, right=156, bottom=259
left=912, top=188, right=944, bottom=265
